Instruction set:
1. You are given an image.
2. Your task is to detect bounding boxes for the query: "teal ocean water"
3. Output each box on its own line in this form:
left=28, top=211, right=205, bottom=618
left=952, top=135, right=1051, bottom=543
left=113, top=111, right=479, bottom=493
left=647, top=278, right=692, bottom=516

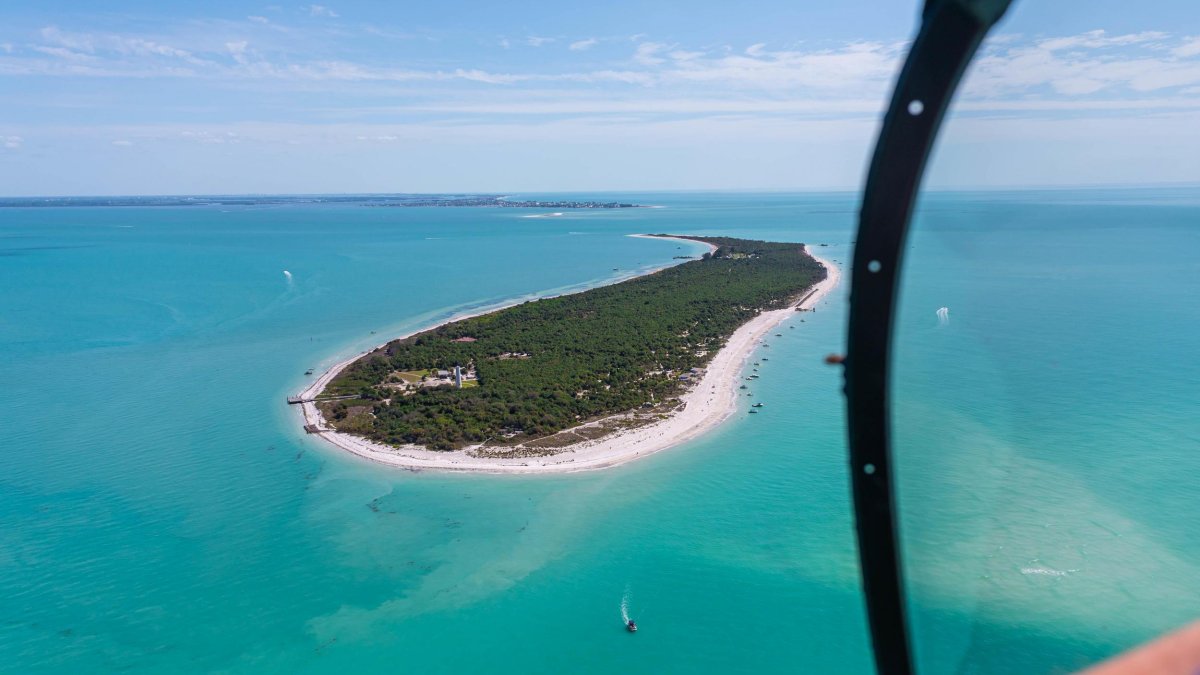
left=0, top=190, right=1195, bottom=673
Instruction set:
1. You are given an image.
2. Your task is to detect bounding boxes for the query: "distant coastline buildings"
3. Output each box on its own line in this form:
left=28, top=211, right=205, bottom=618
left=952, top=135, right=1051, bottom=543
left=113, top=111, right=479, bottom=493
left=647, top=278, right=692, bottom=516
left=379, top=196, right=640, bottom=209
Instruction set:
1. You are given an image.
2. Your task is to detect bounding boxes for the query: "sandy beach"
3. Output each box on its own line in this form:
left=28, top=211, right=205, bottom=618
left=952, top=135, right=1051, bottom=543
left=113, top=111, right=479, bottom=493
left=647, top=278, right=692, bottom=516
left=297, top=239, right=840, bottom=474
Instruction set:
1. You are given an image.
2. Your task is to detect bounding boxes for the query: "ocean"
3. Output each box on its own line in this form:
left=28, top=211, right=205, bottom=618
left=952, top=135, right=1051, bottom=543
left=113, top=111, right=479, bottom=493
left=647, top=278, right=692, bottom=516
left=0, top=190, right=1195, bottom=673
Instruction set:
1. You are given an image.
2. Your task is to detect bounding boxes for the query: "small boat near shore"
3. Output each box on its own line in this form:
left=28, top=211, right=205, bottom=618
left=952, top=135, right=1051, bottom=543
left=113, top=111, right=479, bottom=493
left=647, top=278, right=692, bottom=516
left=752, top=403, right=764, bottom=408
left=305, top=369, right=314, bottom=376
left=626, top=620, right=637, bottom=633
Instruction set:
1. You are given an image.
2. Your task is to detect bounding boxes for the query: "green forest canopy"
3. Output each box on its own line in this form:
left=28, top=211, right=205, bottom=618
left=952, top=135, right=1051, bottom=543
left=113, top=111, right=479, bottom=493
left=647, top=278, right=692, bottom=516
left=320, top=235, right=826, bottom=450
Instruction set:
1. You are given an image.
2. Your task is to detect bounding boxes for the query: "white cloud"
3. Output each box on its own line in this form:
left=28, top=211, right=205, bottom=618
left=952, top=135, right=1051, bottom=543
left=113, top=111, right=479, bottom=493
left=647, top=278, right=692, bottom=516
left=112, top=37, right=211, bottom=66
left=390, top=97, right=884, bottom=116
left=967, top=30, right=1200, bottom=97
left=308, top=5, right=338, bottom=18
left=1, top=43, right=13, bottom=54
left=225, top=41, right=249, bottom=65
left=32, top=45, right=95, bottom=61
left=179, top=130, right=241, bottom=144
left=31, top=26, right=210, bottom=68
left=378, top=95, right=1200, bottom=118
left=655, top=40, right=904, bottom=91
left=576, top=70, right=654, bottom=85
left=1174, top=37, right=1200, bottom=59
left=12, top=26, right=1200, bottom=194
left=40, top=26, right=94, bottom=53
left=27, top=118, right=877, bottom=150
left=633, top=42, right=669, bottom=65
left=1037, top=30, right=1167, bottom=52
left=287, top=60, right=432, bottom=81
left=8, top=25, right=1200, bottom=119
left=248, top=15, right=270, bottom=24
left=453, top=68, right=521, bottom=84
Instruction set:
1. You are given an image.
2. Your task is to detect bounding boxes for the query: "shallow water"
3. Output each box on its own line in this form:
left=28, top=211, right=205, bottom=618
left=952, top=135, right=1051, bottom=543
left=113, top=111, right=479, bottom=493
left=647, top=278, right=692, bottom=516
left=0, top=190, right=1195, bottom=673
left=895, top=190, right=1200, bottom=673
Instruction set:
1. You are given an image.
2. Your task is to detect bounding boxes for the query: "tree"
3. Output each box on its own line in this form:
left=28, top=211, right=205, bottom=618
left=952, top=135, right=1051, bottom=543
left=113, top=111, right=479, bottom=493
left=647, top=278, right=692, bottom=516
left=321, top=236, right=824, bottom=451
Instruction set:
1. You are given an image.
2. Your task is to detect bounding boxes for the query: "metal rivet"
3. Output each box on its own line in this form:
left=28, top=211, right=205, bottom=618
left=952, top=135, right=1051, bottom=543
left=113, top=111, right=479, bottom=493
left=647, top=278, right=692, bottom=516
left=864, top=463, right=876, bottom=475
left=908, top=100, right=924, bottom=116
left=868, top=260, right=882, bottom=273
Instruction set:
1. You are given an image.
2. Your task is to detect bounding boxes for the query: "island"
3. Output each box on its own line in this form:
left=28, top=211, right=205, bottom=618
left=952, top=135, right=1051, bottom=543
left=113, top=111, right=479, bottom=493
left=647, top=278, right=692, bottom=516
left=0, top=194, right=642, bottom=209
left=377, top=196, right=641, bottom=209
left=295, top=235, right=840, bottom=473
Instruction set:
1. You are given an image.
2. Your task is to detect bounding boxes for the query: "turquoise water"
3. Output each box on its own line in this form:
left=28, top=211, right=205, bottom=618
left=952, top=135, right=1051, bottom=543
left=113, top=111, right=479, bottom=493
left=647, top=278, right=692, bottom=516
left=896, top=189, right=1200, bottom=673
left=0, top=190, right=1195, bottom=673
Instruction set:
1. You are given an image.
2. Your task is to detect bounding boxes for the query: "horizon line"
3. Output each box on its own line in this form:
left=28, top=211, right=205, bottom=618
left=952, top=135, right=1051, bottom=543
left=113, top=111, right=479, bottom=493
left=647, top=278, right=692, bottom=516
left=4, top=182, right=1200, bottom=201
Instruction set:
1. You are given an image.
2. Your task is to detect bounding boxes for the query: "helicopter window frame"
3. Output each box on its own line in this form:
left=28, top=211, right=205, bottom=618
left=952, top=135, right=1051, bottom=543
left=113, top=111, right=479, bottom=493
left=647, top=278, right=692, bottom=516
left=843, top=1, right=1014, bottom=673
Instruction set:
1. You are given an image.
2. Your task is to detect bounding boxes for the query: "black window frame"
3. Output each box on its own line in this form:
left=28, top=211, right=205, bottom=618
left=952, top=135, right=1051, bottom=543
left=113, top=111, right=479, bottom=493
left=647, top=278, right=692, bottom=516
left=844, top=2, right=1013, bottom=673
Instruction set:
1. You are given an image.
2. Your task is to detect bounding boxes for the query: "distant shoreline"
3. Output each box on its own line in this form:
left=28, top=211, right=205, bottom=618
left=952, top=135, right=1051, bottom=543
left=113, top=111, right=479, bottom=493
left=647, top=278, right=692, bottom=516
left=295, top=237, right=839, bottom=474
left=373, top=196, right=643, bottom=209
left=0, top=194, right=646, bottom=209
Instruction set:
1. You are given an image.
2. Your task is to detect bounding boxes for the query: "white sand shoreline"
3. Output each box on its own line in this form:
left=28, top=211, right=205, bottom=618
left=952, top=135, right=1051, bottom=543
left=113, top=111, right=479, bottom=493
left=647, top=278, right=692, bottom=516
left=297, top=238, right=839, bottom=474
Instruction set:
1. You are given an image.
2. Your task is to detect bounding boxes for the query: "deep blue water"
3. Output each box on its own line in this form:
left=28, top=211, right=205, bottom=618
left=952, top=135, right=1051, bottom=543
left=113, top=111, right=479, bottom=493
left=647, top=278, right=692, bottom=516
left=0, top=190, right=1195, bottom=673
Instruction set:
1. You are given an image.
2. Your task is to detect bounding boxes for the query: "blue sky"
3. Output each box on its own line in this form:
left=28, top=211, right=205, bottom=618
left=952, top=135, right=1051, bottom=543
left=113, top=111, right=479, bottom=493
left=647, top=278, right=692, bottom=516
left=2, top=1, right=1200, bottom=195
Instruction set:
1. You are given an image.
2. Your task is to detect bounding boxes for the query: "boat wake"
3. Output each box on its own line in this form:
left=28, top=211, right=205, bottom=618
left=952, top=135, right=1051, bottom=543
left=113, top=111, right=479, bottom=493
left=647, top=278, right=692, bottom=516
left=620, top=588, right=631, bottom=624
left=1020, top=562, right=1079, bottom=578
